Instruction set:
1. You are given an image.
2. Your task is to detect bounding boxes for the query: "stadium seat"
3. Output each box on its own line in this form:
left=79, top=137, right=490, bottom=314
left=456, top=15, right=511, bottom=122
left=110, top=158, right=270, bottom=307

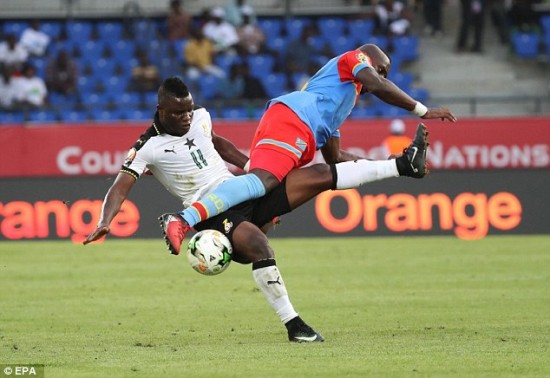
left=388, top=71, right=414, bottom=92
left=366, top=35, right=389, bottom=51
left=0, top=111, right=24, bottom=123
left=87, top=93, right=113, bottom=109
left=511, top=32, right=541, bottom=58
left=350, top=106, right=379, bottom=119
left=378, top=104, right=409, bottom=118
left=171, top=38, right=187, bottom=62
left=318, top=17, right=346, bottom=40
left=92, top=109, right=122, bottom=121
left=198, top=75, right=220, bottom=101
left=261, top=73, right=288, bottom=98
left=118, top=92, right=142, bottom=107
left=97, top=21, right=123, bottom=41
left=49, top=92, right=78, bottom=107
left=66, top=21, right=93, bottom=44
left=105, top=76, right=129, bottom=93
left=265, top=36, right=288, bottom=57
left=392, top=35, right=419, bottom=61
left=328, top=35, right=356, bottom=55
left=247, top=54, right=275, bottom=78
left=348, top=19, right=375, bottom=44
left=285, top=18, right=311, bottom=40
left=77, top=76, right=97, bottom=94
left=141, top=91, right=157, bottom=105
left=60, top=110, right=89, bottom=122
left=258, top=18, right=283, bottom=40
left=92, top=58, right=116, bottom=77
left=80, top=40, right=106, bottom=62
left=28, top=110, right=58, bottom=123
left=541, top=16, right=550, bottom=35
left=408, top=87, right=430, bottom=103
left=215, top=54, right=243, bottom=76
left=41, top=21, right=62, bottom=39
left=308, top=35, right=328, bottom=52
left=109, top=40, right=136, bottom=62
left=119, top=107, right=150, bottom=121
left=28, top=57, right=46, bottom=77
left=3, top=21, right=28, bottom=37
left=221, top=107, right=249, bottom=120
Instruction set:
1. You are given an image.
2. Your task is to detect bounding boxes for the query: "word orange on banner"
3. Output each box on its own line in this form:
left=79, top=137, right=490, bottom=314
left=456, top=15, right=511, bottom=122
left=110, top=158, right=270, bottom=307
left=0, top=200, right=139, bottom=242
left=315, top=190, right=522, bottom=240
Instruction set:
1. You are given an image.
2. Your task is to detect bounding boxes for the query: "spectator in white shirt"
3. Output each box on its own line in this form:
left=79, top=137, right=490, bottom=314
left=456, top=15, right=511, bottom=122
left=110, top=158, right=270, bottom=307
left=0, top=34, right=29, bottom=73
left=19, top=21, right=51, bottom=57
left=202, top=6, right=240, bottom=54
left=13, top=63, right=48, bottom=110
left=0, top=66, right=18, bottom=110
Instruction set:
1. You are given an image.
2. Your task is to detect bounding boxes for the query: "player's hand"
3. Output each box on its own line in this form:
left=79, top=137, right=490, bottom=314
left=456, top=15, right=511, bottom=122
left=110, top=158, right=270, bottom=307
left=422, top=107, right=457, bottom=122
left=83, top=226, right=110, bottom=245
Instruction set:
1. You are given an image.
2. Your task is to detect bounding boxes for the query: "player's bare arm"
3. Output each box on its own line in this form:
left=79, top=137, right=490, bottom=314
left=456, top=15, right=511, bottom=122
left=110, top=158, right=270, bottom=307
left=320, top=136, right=365, bottom=164
left=83, top=172, right=136, bottom=245
left=211, top=130, right=249, bottom=170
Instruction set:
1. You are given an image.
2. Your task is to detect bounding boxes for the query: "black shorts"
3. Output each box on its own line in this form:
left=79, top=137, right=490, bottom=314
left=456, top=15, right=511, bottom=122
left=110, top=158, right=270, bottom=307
left=194, top=178, right=291, bottom=245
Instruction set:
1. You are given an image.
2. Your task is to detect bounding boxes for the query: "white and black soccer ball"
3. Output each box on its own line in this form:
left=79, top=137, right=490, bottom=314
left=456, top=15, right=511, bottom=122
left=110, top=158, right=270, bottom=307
left=186, top=229, right=233, bottom=276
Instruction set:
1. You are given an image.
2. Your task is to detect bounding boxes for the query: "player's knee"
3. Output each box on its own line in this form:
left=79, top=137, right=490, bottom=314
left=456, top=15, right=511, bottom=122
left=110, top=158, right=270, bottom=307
left=250, top=169, right=280, bottom=192
left=247, top=232, right=274, bottom=261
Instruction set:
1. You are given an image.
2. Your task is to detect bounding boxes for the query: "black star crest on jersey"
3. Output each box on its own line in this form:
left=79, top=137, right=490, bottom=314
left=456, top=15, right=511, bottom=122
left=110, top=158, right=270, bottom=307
left=184, top=138, right=196, bottom=150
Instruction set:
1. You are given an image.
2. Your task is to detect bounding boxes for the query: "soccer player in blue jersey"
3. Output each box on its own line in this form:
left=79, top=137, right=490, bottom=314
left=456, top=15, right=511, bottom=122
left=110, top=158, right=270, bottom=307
left=161, top=43, right=457, bottom=254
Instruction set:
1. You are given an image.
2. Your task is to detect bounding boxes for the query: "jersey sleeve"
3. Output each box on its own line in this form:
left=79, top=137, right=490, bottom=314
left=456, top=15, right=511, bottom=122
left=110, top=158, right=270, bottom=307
left=192, top=107, right=214, bottom=139
left=337, top=50, right=374, bottom=81
left=120, top=146, right=150, bottom=180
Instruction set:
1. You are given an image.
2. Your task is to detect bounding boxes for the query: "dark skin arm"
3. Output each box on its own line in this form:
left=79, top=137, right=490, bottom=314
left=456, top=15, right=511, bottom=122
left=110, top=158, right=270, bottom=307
left=83, top=172, right=136, bottom=244
left=212, top=129, right=249, bottom=170
left=356, top=67, right=456, bottom=122
left=356, top=44, right=456, bottom=122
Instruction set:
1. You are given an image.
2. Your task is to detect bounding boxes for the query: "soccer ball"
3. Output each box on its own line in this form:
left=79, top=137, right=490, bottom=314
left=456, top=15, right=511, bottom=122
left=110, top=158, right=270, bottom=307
left=186, top=229, right=233, bottom=276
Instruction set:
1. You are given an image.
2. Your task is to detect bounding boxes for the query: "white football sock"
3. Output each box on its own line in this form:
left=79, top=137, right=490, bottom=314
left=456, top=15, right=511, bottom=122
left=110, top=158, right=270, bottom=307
left=335, top=159, right=399, bottom=189
left=253, top=263, right=298, bottom=324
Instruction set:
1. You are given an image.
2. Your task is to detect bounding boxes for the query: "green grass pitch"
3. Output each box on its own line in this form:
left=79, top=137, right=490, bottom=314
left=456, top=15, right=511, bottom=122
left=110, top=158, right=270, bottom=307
left=1, top=235, right=549, bottom=377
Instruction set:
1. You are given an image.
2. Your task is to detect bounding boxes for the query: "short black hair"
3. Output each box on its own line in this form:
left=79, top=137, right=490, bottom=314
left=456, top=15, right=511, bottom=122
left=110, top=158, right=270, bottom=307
left=158, top=76, right=190, bottom=101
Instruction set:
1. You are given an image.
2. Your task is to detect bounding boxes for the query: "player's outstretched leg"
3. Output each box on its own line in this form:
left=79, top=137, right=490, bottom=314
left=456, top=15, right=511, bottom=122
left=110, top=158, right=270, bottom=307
left=286, top=316, right=325, bottom=343
left=158, top=213, right=190, bottom=255
left=396, top=123, right=429, bottom=178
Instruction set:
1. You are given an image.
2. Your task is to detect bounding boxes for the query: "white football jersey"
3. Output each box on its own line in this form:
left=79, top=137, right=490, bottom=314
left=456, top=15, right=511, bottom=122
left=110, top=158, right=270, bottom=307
left=121, top=107, right=234, bottom=208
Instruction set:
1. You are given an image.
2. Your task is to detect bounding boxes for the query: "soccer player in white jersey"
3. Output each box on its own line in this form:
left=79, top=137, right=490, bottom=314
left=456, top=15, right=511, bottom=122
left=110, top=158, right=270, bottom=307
left=84, top=77, right=430, bottom=342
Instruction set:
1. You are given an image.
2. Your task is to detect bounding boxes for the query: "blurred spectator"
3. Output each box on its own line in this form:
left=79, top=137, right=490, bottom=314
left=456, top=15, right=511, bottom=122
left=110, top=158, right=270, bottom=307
left=423, top=0, right=444, bottom=36
left=285, top=25, right=324, bottom=76
left=293, top=62, right=322, bottom=90
left=456, top=0, right=486, bottom=53
left=489, top=0, right=509, bottom=44
left=129, top=52, right=161, bottom=92
left=224, top=0, right=257, bottom=27
left=382, top=119, right=411, bottom=156
left=167, top=0, right=192, bottom=41
left=184, top=28, right=226, bottom=80
left=12, top=63, right=47, bottom=110
left=374, top=0, right=412, bottom=36
left=236, top=6, right=266, bottom=55
left=508, top=0, right=540, bottom=33
left=218, top=62, right=267, bottom=102
left=202, top=6, right=240, bottom=54
left=0, top=66, right=17, bottom=110
left=45, top=50, right=78, bottom=96
left=0, top=34, right=29, bottom=73
left=19, top=20, right=51, bottom=57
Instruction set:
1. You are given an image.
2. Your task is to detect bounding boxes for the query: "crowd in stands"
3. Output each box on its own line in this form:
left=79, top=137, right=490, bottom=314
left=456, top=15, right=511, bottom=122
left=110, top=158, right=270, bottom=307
left=0, top=0, right=548, bottom=123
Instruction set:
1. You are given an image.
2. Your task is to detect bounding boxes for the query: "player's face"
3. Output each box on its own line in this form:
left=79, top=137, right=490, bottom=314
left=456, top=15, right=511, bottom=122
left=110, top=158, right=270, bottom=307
left=158, top=94, right=194, bottom=136
left=372, top=55, right=390, bottom=78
